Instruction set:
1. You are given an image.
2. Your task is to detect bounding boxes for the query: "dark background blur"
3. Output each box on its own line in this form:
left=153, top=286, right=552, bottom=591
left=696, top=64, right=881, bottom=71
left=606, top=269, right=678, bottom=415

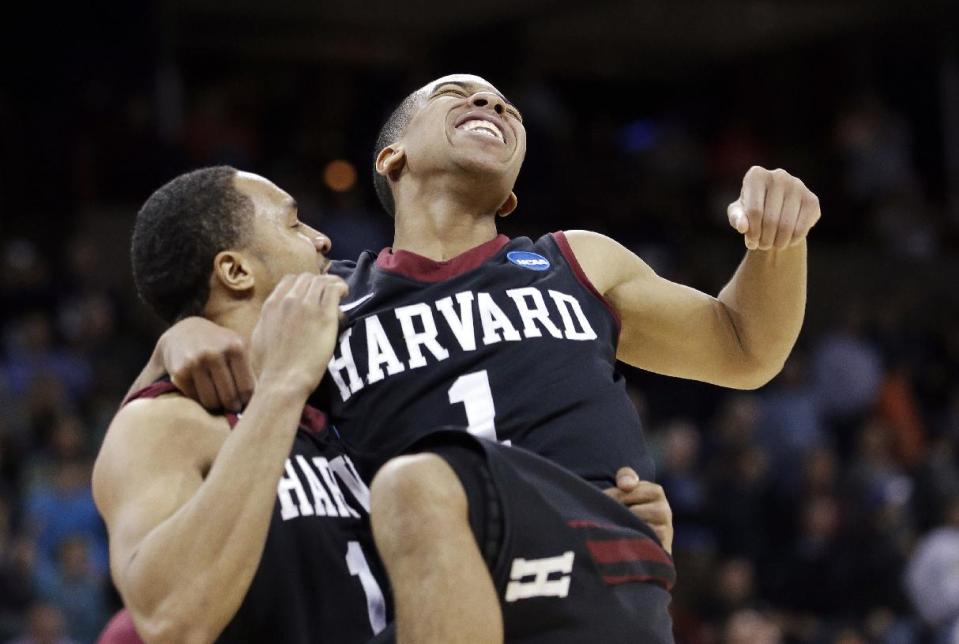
left=1, top=2, right=958, bottom=643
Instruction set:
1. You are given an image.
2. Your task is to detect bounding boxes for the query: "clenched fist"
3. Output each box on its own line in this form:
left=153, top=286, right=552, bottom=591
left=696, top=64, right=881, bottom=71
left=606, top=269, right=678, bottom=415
left=727, top=166, right=821, bottom=251
left=251, top=273, right=348, bottom=397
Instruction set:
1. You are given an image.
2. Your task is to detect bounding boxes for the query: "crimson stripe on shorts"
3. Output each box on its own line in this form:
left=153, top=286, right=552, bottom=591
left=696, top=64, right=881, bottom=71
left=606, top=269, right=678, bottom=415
left=586, top=538, right=674, bottom=566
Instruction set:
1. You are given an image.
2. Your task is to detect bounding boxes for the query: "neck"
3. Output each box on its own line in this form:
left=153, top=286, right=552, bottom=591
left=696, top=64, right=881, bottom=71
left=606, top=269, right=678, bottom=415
left=391, top=174, right=504, bottom=260
left=206, top=299, right=261, bottom=349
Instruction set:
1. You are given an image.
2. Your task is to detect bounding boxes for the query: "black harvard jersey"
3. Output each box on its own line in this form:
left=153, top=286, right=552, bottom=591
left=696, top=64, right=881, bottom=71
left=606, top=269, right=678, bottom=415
left=326, top=232, right=652, bottom=486
left=123, top=382, right=390, bottom=644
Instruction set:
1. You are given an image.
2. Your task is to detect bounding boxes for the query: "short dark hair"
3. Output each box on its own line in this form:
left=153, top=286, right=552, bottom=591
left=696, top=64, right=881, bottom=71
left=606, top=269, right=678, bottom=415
left=131, top=166, right=254, bottom=324
left=372, top=90, right=421, bottom=218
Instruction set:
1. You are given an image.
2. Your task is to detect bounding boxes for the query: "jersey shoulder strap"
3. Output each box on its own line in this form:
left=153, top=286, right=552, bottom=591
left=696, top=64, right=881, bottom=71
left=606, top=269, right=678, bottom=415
left=542, top=231, right=621, bottom=329
left=122, top=378, right=178, bottom=405
left=121, top=378, right=241, bottom=428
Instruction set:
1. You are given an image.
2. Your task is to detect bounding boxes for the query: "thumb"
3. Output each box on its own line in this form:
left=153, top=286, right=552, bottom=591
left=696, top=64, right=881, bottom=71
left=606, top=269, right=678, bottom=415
left=615, top=467, right=639, bottom=490
left=727, top=200, right=749, bottom=234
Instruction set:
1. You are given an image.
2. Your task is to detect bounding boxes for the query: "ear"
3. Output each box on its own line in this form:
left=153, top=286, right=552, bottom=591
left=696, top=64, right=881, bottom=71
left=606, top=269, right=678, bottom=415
left=212, top=250, right=255, bottom=295
left=496, top=192, right=518, bottom=218
left=375, top=145, right=406, bottom=182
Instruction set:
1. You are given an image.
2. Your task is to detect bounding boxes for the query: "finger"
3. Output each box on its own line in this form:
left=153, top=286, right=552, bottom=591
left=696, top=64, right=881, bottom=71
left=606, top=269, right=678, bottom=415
left=192, top=369, right=220, bottom=410
left=288, top=272, right=315, bottom=299
left=309, top=276, right=349, bottom=310
left=774, top=189, right=802, bottom=250
left=741, top=167, right=766, bottom=250
left=759, top=176, right=784, bottom=250
left=269, top=274, right=299, bottom=301
left=615, top=467, right=640, bottom=490
left=602, top=486, right=623, bottom=502
left=629, top=503, right=670, bottom=527
left=618, top=482, right=666, bottom=505
left=791, top=193, right=821, bottom=245
left=171, top=372, right=198, bottom=402
left=726, top=201, right=749, bottom=235
left=228, top=350, right=256, bottom=407
left=208, top=357, right=241, bottom=411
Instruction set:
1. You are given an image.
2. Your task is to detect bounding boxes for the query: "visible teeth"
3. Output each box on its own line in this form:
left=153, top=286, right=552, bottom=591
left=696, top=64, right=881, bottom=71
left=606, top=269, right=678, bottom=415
left=459, top=119, right=504, bottom=142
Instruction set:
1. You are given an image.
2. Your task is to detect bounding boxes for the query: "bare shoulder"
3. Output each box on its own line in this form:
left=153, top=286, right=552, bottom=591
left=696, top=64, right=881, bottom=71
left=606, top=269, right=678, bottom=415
left=562, top=229, right=615, bottom=255
left=562, top=229, right=655, bottom=294
left=93, top=395, right=229, bottom=513
left=101, top=394, right=230, bottom=451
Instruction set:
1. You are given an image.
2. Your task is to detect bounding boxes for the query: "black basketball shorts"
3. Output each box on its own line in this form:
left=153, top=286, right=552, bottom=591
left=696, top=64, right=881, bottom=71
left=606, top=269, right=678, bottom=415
left=410, top=430, right=676, bottom=644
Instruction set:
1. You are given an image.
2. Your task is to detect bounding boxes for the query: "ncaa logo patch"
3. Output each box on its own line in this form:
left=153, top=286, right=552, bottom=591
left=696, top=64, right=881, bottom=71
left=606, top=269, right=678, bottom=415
left=507, top=251, right=550, bottom=271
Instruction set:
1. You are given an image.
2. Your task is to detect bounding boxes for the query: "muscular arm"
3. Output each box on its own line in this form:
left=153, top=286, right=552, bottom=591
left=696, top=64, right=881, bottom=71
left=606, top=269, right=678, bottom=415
left=565, top=230, right=805, bottom=390
left=565, top=166, right=818, bottom=390
left=93, top=382, right=310, bottom=643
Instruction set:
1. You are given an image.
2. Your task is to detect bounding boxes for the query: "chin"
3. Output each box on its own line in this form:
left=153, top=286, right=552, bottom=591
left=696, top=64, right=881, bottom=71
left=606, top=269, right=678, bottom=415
left=453, top=148, right=516, bottom=182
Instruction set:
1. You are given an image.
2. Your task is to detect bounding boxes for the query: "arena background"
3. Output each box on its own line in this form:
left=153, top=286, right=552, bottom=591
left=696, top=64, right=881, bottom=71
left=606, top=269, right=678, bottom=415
left=1, top=1, right=958, bottom=642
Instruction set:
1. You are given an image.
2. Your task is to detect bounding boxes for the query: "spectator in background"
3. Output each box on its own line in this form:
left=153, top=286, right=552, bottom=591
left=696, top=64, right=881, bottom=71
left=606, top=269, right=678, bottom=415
left=758, top=352, right=824, bottom=489
left=35, top=536, right=106, bottom=644
left=23, top=457, right=108, bottom=586
left=708, top=396, right=774, bottom=560
left=2, top=312, right=92, bottom=405
left=905, top=496, right=959, bottom=644
left=701, top=558, right=759, bottom=625
left=812, top=302, right=884, bottom=456
left=842, top=420, right=914, bottom=615
left=0, top=240, right=55, bottom=314
left=656, top=418, right=713, bottom=552
left=5, top=602, right=76, bottom=644
left=835, top=94, right=917, bottom=207
left=723, top=608, right=782, bottom=644
left=0, top=497, right=36, bottom=641
left=771, top=494, right=850, bottom=617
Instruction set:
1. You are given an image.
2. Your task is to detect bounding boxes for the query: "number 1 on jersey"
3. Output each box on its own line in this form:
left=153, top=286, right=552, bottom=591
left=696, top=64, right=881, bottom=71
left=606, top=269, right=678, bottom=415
left=447, top=370, right=498, bottom=442
left=346, top=541, right=386, bottom=635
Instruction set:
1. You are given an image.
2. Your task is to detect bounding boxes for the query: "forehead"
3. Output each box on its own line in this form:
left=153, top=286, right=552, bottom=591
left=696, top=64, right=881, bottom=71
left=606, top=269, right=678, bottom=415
left=233, top=171, right=292, bottom=206
left=418, top=74, right=504, bottom=99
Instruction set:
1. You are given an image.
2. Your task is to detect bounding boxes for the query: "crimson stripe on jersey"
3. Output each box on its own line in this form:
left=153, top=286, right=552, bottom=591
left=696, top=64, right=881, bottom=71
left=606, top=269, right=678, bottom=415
left=550, top=231, right=621, bottom=329
left=375, top=234, right=510, bottom=282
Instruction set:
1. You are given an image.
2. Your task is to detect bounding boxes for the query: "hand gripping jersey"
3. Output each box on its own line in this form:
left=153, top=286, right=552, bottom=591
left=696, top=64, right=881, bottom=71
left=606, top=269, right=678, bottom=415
left=101, top=382, right=391, bottom=644
left=326, top=233, right=653, bottom=486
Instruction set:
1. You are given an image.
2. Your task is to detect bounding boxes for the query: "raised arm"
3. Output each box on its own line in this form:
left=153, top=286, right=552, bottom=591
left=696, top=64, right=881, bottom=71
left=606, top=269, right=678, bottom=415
left=94, top=273, right=346, bottom=643
left=566, top=166, right=820, bottom=390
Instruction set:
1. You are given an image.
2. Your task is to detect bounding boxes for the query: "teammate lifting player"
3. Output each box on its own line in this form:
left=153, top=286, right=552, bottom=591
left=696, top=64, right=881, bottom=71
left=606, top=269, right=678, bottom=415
left=93, top=168, right=394, bottom=643
left=135, top=73, right=820, bottom=642
left=98, top=167, right=677, bottom=643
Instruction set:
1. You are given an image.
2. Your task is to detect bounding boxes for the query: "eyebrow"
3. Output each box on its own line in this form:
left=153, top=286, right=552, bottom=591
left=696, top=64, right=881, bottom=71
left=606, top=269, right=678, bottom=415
left=430, top=81, right=518, bottom=111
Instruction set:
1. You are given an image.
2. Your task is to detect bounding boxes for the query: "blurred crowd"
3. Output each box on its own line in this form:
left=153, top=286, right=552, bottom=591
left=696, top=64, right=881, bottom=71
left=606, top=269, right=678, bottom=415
left=1, top=23, right=958, bottom=644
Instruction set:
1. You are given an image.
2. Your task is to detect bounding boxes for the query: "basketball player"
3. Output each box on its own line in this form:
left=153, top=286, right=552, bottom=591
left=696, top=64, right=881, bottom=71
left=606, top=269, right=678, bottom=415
left=144, top=74, right=819, bottom=483
left=93, top=167, right=393, bottom=643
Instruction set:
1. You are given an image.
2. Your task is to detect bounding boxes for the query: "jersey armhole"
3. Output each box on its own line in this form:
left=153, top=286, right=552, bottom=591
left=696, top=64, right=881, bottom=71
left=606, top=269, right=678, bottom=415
left=550, top=231, right=622, bottom=331
left=122, top=380, right=242, bottom=429
left=122, top=379, right=179, bottom=406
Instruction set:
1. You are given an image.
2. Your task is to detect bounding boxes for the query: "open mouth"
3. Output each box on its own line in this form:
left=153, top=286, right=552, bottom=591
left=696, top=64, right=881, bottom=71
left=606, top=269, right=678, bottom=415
left=454, top=115, right=506, bottom=144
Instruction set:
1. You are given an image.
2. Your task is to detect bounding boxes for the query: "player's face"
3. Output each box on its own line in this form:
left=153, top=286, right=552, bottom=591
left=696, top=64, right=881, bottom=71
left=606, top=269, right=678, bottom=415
left=400, top=74, right=526, bottom=189
left=233, top=171, right=332, bottom=294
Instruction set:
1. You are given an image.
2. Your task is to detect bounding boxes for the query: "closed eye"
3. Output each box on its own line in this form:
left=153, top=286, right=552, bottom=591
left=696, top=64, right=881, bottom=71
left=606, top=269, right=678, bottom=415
left=433, top=87, right=467, bottom=99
